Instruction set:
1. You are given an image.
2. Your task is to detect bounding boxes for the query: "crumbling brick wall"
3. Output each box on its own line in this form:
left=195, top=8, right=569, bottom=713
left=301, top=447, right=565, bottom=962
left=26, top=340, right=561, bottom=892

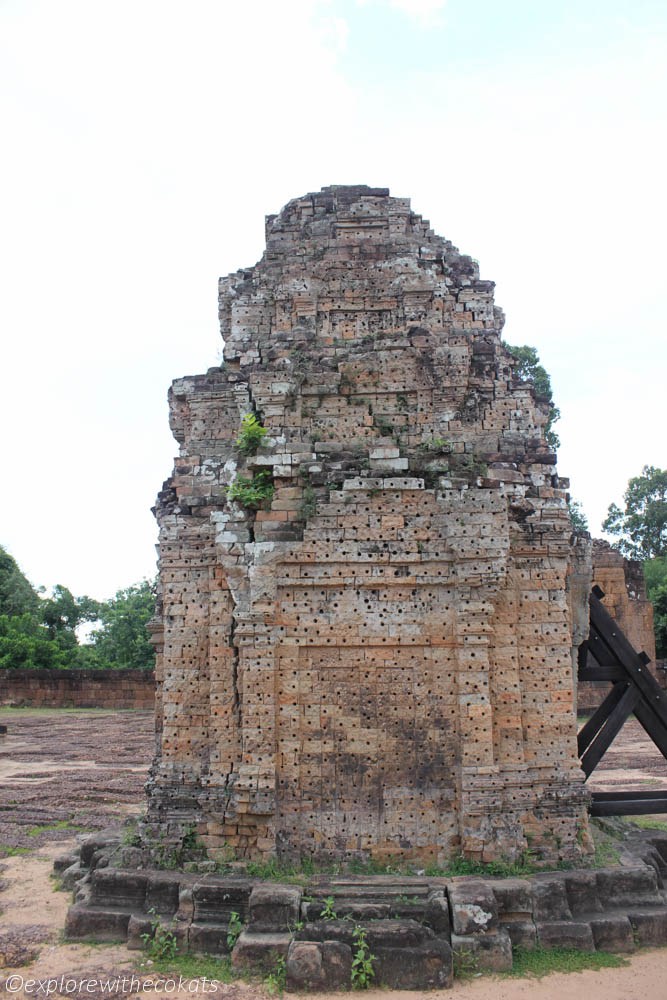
left=147, top=186, right=590, bottom=865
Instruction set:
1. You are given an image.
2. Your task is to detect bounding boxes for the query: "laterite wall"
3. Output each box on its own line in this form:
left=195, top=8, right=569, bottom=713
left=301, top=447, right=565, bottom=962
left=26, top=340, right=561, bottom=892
left=0, top=669, right=155, bottom=709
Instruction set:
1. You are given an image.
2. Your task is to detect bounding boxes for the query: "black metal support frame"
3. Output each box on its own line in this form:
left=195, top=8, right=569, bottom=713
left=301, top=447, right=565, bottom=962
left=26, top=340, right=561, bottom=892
left=577, top=586, right=667, bottom=816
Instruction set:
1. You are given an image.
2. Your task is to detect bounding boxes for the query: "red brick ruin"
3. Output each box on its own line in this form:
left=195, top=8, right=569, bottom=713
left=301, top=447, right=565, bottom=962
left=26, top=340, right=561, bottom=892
left=147, top=186, right=593, bottom=865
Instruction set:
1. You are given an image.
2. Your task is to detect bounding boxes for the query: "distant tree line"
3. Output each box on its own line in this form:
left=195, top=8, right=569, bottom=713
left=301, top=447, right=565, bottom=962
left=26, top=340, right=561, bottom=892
left=0, top=545, right=155, bottom=670
left=602, top=465, right=667, bottom=659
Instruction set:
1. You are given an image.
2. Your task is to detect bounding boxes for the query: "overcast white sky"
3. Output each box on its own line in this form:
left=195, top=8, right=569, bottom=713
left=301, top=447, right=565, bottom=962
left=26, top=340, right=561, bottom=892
left=1, top=0, right=665, bottom=600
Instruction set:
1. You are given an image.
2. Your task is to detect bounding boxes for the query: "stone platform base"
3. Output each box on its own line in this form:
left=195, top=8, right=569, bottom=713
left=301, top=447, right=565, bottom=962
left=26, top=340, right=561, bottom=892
left=58, top=831, right=667, bottom=991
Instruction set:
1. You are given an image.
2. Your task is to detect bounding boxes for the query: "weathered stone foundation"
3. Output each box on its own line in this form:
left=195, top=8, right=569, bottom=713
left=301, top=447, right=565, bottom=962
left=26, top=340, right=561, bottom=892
left=62, top=827, right=667, bottom=990
left=147, top=185, right=590, bottom=865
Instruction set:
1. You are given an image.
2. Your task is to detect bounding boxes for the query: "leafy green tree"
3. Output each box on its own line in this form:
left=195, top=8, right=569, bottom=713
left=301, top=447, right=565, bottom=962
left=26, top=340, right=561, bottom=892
left=36, top=585, right=99, bottom=666
left=0, top=543, right=157, bottom=670
left=652, top=583, right=667, bottom=659
left=0, top=545, right=40, bottom=617
left=644, top=555, right=667, bottom=597
left=41, top=585, right=99, bottom=638
left=89, top=580, right=156, bottom=670
left=504, top=343, right=561, bottom=449
left=568, top=497, right=589, bottom=533
left=642, top=555, right=667, bottom=660
left=602, top=466, right=667, bottom=560
left=0, top=613, right=67, bottom=670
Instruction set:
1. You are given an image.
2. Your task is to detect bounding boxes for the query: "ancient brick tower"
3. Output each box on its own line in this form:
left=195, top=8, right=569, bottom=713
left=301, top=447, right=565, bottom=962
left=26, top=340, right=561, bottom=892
left=148, top=185, right=591, bottom=865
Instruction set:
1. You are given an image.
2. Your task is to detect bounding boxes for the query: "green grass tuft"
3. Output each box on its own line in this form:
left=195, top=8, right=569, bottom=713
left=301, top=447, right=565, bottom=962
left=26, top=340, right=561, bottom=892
left=146, top=954, right=237, bottom=983
left=629, top=816, right=667, bottom=832
left=507, top=946, right=628, bottom=978
left=26, top=820, right=82, bottom=837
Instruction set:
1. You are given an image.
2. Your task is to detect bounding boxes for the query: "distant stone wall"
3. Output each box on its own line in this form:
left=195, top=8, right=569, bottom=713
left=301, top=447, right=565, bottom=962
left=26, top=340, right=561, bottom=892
left=0, top=669, right=155, bottom=710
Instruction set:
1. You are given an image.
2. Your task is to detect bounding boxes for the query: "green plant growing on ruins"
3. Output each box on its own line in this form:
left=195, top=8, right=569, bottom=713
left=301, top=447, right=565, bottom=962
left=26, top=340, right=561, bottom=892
left=236, top=413, right=268, bottom=456
left=227, top=471, right=275, bottom=510
left=374, top=416, right=393, bottom=437
left=319, top=895, right=338, bottom=920
left=452, top=945, right=479, bottom=980
left=568, top=497, right=589, bottom=533
left=418, top=436, right=451, bottom=453
left=149, top=824, right=204, bottom=870
left=244, top=855, right=317, bottom=883
left=504, top=342, right=561, bottom=449
left=122, top=820, right=143, bottom=848
left=300, top=484, right=317, bottom=521
left=351, top=925, right=376, bottom=989
left=142, top=912, right=178, bottom=961
left=265, top=954, right=287, bottom=995
left=226, top=910, right=243, bottom=951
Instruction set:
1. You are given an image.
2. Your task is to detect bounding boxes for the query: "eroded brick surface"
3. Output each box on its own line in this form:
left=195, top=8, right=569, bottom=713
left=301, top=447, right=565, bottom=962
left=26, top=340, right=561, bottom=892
left=147, top=185, right=590, bottom=864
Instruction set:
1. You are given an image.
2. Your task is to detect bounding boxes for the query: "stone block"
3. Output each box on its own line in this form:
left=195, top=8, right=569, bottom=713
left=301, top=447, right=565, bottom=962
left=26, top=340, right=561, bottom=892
left=60, top=862, right=87, bottom=891
left=589, top=914, right=635, bottom=953
left=79, top=830, right=123, bottom=868
left=127, top=913, right=154, bottom=951
left=493, top=878, right=533, bottom=917
left=449, top=880, right=498, bottom=934
left=596, top=866, right=662, bottom=908
left=363, top=918, right=437, bottom=950
left=532, top=877, right=572, bottom=921
left=503, top=920, right=537, bottom=949
left=53, top=851, right=79, bottom=874
left=231, top=930, right=292, bottom=972
left=626, top=907, right=667, bottom=946
left=424, top=889, right=451, bottom=935
left=374, top=939, right=453, bottom=990
left=189, top=922, right=231, bottom=956
left=304, top=901, right=389, bottom=921
left=536, top=920, right=595, bottom=951
left=286, top=940, right=352, bottom=992
left=89, top=869, right=147, bottom=908
left=563, top=870, right=602, bottom=916
left=295, top=919, right=356, bottom=945
left=65, top=904, right=131, bottom=942
left=248, top=883, right=301, bottom=931
left=145, top=872, right=182, bottom=915
left=192, top=878, right=254, bottom=922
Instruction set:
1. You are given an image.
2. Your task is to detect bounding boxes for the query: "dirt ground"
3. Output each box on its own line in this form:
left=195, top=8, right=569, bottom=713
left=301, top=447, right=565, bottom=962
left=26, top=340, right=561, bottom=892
left=1, top=708, right=667, bottom=999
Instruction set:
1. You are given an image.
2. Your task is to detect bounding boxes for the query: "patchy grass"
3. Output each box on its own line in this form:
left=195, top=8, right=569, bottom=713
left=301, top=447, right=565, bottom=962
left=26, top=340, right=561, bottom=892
left=590, top=832, right=622, bottom=868
left=26, top=820, right=83, bottom=837
left=145, top=953, right=237, bottom=983
left=629, top=816, right=667, bottom=832
left=425, top=853, right=543, bottom=878
left=507, top=945, right=628, bottom=978
left=0, top=845, right=31, bottom=857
